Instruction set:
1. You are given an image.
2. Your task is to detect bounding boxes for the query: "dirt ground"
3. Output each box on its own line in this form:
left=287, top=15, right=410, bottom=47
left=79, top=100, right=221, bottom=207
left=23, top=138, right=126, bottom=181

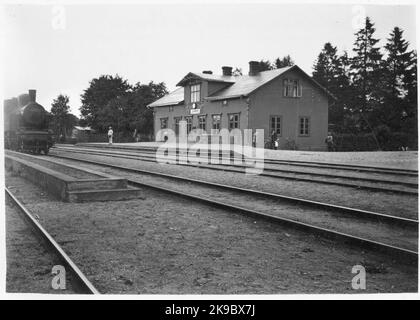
left=5, top=199, right=76, bottom=294
left=5, top=172, right=417, bottom=294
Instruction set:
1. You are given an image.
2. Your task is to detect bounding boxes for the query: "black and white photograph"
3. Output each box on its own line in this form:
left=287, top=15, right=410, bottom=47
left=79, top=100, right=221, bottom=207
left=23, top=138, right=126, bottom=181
left=0, top=0, right=418, bottom=304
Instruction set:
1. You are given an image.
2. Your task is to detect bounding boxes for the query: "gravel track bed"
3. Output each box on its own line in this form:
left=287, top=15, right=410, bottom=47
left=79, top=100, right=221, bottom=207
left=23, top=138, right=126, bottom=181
left=50, top=150, right=418, bottom=220
left=8, top=151, right=102, bottom=179
left=6, top=198, right=76, bottom=294
left=43, top=155, right=418, bottom=251
left=5, top=173, right=417, bottom=293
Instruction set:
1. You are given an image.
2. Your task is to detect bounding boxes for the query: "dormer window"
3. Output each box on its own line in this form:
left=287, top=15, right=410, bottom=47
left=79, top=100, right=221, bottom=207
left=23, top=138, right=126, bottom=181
left=190, top=84, right=201, bottom=103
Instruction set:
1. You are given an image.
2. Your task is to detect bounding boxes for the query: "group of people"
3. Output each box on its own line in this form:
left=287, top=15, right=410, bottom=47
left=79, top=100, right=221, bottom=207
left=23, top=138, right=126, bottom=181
left=109, top=126, right=336, bottom=151
left=252, top=130, right=336, bottom=151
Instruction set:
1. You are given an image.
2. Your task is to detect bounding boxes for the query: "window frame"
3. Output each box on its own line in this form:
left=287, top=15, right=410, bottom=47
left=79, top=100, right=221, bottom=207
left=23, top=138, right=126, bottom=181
left=184, top=116, right=193, bottom=134
left=160, top=117, right=168, bottom=129
left=190, top=83, right=201, bottom=103
left=283, top=78, right=302, bottom=98
left=298, top=116, right=310, bottom=136
left=198, top=115, right=207, bottom=131
left=269, top=115, right=282, bottom=137
left=212, top=114, right=222, bottom=131
left=228, top=113, right=240, bottom=130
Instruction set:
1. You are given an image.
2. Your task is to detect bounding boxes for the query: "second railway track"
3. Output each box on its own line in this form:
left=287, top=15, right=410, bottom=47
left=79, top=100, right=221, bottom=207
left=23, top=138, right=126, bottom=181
left=52, top=145, right=418, bottom=195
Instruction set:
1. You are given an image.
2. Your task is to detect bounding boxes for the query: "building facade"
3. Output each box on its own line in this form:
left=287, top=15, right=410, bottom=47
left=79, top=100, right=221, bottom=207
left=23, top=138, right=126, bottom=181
left=148, top=61, right=332, bottom=150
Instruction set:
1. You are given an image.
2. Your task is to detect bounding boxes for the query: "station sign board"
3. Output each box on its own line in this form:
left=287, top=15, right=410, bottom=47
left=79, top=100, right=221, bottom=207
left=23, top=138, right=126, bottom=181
left=190, top=109, right=200, bottom=115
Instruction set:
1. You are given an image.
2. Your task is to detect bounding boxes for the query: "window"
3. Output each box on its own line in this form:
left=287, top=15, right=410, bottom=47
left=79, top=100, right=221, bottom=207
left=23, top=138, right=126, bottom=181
left=169, top=106, right=174, bottom=112
left=174, top=117, right=182, bottom=135
left=228, top=113, right=240, bottom=130
left=160, top=118, right=168, bottom=129
left=212, top=114, right=221, bottom=130
left=190, top=84, right=201, bottom=103
left=299, top=117, right=310, bottom=136
left=270, top=116, right=282, bottom=136
left=198, top=115, right=206, bottom=131
left=283, top=79, right=302, bottom=98
left=185, top=116, right=193, bottom=134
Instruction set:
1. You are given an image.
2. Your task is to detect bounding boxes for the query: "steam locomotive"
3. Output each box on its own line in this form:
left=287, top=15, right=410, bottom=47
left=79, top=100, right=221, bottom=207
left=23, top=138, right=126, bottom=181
left=4, top=89, right=53, bottom=155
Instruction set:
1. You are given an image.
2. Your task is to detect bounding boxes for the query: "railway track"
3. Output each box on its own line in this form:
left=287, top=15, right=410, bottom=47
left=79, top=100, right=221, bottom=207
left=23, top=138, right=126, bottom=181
left=73, top=143, right=418, bottom=176
left=5, top=187, right=100, bottom=295
left=49, top=152, right=418, bottom=264
left=53, top=145, right=418, bottom=195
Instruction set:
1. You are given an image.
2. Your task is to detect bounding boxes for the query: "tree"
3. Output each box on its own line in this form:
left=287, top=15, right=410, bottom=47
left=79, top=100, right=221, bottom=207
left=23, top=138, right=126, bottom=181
left=350, top=17, right=383, bottom=131
left=128, top=81, right=168, bottom=136
left=275, top=55, right=295, bottom=68
left=50, top=94, right=78, bottom=140
left=382, top=27, right=417, bottom=132
left=312, top=43, right=345, bottom=127
left=94, top=81, right=168, bottom=140
left=80, top=74, right=131, bottom=131
left=258, top=60, right=274, bottom=71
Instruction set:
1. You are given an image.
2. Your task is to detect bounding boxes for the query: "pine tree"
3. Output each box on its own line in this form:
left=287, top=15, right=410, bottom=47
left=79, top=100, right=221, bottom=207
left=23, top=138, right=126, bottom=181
left=382, top=27, right=416, bottom=130
left=350, top=17, right=383, bottom=131
left=312, top=43, right=349, bottom=129
left=275, top=55, right=294, bottom=68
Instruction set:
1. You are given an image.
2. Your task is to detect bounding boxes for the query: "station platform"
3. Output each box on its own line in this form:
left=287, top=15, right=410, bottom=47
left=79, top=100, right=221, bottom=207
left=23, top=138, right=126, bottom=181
left=71, top=142, right=418, bottom=171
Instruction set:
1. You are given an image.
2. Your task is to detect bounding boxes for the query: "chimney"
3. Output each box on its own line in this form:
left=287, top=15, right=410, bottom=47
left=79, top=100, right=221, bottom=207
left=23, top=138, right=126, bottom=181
left=28, top=89, right=36, bottom=102
left=203, top=70, right=213, bottom=74
left=248, top=61, right=260, bottom=76
left=222, top=66, right=233, bottom=76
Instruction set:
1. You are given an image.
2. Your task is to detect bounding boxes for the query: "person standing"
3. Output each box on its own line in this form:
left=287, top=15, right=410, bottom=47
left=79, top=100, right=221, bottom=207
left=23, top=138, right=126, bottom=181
left=108, top=126, right=114, bottom=145
left=271, top=130, right=278, bottom=150
left=325, top=132, right=334, bottom=151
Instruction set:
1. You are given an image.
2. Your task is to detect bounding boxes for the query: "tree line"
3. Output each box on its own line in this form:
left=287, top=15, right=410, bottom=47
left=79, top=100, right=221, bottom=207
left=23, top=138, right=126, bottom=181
left=312, top=17, right=417, bottom=150
left=49, top=76, right=167, bottom=142
left=50, top=17, right=416, bottom=149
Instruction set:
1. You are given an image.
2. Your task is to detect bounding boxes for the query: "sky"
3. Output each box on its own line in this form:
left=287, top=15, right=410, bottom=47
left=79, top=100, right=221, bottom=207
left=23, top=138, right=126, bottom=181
left=1, top=1, right=417, bottom=117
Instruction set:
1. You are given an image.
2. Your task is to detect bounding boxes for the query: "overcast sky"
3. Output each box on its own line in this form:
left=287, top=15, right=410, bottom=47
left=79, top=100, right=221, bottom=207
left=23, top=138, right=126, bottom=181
left=2, top=1, right=417, bottom=116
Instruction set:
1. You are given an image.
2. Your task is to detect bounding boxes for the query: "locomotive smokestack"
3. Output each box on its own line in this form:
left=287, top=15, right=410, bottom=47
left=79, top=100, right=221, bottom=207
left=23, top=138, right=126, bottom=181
left=28, top=89, right=36, bottom=102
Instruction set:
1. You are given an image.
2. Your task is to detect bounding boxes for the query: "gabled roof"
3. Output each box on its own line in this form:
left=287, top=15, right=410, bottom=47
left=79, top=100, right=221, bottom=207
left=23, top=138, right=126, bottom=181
left=147, top=87, right=184, bottom=108
left=148, top=65, right=335, bottom=108
left=207, top=65, right=336, bottom=101
left=176, top=72, right=236, bottom=87
left=206, top=66, right=294, bottom=100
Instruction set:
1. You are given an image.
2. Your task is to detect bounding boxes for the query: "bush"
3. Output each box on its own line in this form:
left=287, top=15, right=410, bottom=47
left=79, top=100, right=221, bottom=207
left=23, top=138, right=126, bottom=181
left=334, top=132, right=417, bottom=151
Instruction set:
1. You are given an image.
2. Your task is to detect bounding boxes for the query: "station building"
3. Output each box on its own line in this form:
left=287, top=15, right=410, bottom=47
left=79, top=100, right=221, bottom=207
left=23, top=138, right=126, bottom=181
left=148, top=61, right=333, bottom=150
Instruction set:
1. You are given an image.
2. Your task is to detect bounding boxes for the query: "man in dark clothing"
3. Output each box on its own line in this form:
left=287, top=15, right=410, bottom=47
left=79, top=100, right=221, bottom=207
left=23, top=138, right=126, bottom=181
left=325, top=132, right=334, bottom=151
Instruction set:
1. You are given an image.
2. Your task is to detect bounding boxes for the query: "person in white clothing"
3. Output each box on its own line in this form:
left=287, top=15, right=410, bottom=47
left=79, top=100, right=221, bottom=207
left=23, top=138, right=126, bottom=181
left=108, top=126, right=113, bottom=145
